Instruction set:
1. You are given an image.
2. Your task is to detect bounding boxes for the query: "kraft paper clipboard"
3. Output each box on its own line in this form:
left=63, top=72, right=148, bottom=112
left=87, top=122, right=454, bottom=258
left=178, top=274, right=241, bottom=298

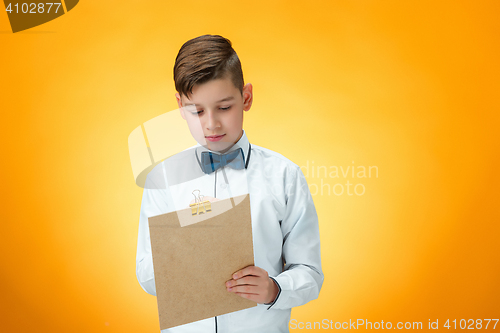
left=148, top=193, right=256, bottom=330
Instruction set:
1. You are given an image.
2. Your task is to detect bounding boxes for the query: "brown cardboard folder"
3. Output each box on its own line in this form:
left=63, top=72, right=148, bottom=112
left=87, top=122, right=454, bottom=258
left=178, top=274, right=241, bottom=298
left=148, top=193, right=256, bottom=330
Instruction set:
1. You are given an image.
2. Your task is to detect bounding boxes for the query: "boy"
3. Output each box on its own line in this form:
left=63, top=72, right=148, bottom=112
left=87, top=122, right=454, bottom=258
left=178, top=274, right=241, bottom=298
left=136, top=35, right=323, bottom=332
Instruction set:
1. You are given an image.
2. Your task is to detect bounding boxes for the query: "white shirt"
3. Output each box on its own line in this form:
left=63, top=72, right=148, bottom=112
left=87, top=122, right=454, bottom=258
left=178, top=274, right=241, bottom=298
left=136, top=130, right=323, bottom=333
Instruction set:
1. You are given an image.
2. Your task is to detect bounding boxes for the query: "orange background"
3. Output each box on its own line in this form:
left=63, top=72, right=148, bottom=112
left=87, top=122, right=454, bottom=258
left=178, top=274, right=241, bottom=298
left=1, top=1, right=499, bottom=332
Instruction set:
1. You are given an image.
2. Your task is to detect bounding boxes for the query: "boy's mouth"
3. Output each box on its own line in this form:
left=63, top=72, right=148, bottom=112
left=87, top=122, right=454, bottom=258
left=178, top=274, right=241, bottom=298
left=205, top=134, right=225, bottom=142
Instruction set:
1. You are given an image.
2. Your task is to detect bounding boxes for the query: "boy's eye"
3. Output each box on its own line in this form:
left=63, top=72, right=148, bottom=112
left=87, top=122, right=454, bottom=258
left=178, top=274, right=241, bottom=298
left=189, top=106, right=230, bottom=115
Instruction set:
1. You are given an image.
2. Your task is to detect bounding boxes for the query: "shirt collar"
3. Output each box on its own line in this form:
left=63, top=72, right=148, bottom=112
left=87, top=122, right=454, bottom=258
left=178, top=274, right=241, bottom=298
left=195, top=129, right=251, bottom=166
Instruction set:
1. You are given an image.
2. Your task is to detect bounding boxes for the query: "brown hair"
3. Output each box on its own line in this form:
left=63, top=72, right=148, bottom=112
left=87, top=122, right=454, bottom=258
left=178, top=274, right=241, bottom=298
left=173, top=35, right=244, bottom=98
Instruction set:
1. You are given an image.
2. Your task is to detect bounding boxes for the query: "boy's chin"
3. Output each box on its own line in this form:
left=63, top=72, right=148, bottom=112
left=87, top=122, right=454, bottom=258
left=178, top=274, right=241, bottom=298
left=203, top=141, right=235, bottom=153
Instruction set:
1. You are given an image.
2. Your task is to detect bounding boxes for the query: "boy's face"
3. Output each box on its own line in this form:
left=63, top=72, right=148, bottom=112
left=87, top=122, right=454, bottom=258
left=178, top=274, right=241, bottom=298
left=176, top=77, right=253, bottom=153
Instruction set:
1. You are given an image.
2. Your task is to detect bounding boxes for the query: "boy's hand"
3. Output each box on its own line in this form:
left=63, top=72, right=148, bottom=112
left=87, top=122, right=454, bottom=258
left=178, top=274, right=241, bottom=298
left=225, top=266, right=279, bottom=304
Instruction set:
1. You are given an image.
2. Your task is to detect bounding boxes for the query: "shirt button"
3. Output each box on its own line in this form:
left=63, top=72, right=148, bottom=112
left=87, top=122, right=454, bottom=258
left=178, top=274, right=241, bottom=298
left=220, top=183, right=227, bottom=189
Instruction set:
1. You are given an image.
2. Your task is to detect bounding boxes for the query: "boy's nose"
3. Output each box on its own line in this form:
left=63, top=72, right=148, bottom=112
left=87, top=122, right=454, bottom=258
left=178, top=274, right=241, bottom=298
left=205, top=110, right=221, bottom=130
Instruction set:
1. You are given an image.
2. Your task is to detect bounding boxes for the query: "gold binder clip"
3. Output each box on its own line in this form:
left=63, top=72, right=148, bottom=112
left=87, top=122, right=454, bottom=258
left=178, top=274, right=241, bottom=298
left=190, top=190, right=212, bottom=216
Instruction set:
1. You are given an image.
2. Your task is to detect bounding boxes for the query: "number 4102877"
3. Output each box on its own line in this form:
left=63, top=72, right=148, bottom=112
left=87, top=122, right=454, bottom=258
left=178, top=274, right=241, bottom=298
left=443, top=319, right=499, bottom=330
left=5, top=3, right=62, bottom=14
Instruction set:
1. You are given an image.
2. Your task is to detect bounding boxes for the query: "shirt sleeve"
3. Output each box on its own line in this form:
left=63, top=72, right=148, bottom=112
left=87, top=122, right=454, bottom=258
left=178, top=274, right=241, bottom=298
left=267, top=164, right=324, bottom=310
left=136, top=168, right=171, bottom=296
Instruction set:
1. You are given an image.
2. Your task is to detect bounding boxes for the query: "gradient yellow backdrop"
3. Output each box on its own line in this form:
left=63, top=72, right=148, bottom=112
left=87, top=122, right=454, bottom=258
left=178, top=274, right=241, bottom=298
left=1, top=1, right=499, bottom=332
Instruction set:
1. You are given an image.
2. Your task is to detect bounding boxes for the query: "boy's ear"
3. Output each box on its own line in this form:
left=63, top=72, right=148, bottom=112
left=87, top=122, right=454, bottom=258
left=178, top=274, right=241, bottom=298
left=242, top=83, right=253, bottom=111
left=175, top=93, right=186, bottom=120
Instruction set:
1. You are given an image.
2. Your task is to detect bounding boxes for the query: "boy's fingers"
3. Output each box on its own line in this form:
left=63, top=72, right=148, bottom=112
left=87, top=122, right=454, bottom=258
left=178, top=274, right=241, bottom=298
left=232, top=266, right=255, bottom=279
left=229, top=285, right=258, bottom=294
left=235, top=292, right=260, bottom=302
left=226, top=276, right=258, bottom=287
left=232, top=266, right=263, bottom=279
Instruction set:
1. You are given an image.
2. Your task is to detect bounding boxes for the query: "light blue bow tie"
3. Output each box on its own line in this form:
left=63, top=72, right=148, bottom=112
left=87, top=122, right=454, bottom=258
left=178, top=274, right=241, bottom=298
left=200, top=148, right=245, bottom=174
